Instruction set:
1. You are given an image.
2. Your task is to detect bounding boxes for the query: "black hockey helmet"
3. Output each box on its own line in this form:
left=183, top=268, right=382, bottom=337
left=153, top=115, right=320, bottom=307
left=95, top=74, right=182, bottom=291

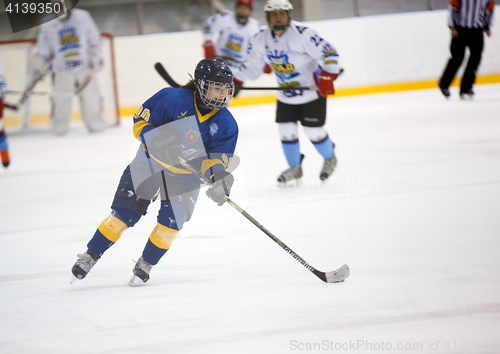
left=194, top=59, right=235, bottom=110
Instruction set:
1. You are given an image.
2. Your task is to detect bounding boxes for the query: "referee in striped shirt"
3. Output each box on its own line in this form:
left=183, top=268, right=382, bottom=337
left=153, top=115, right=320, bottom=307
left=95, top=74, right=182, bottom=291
left=439, top=0, right=495, bottom=99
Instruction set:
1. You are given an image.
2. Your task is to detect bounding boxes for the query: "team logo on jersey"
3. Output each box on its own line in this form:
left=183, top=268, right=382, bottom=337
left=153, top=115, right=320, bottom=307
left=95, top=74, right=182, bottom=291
left=177, top=111, right=188, bottom=118
left=225, top=33, right=244, bottom=53
left=185, top=127, right=200, bottom=144
left=209, top=123, right=219, bottom=136
left=58, top=27, right=80, bottom=51
left=222, top=33, right=245, bottom=64
left=267, top=51, right=299, bottom=81
left=322, top=44, right=338, bottom=58
left=279, top=81, right=300, bottom=88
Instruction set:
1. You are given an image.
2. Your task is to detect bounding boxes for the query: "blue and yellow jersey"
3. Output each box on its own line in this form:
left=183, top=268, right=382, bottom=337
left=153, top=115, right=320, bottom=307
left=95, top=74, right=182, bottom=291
left=132, top=87, right=238, bottom=179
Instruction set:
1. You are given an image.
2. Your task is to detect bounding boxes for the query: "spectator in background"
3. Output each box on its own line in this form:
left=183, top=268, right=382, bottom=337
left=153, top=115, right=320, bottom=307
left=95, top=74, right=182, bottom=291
left=439, top=0, right=495, bottom=99
left=202, top=0, right=272, bottom=96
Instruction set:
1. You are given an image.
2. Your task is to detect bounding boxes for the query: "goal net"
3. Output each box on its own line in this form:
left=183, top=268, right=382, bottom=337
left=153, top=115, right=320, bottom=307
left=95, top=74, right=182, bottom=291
left=0, top=33, right=120, bottom=132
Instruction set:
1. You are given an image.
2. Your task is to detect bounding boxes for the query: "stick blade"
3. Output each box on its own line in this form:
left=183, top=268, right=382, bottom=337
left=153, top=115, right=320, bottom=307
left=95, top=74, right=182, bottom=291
left=3, top=102, right=19, bottom=111
left=325, top=264, right=349, bottom=283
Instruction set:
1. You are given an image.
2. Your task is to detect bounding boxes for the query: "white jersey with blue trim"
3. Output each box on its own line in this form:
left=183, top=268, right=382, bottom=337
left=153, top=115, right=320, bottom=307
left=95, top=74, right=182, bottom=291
left=37, top=9, right=101, bottom=72
left=202, top=10, right=262, bottom=69
left=234, top=20, right=340, bottom=105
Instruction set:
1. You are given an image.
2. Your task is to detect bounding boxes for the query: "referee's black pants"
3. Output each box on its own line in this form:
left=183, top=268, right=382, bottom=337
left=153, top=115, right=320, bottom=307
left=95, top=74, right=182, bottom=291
left=439, top=27, right=484, bottom=94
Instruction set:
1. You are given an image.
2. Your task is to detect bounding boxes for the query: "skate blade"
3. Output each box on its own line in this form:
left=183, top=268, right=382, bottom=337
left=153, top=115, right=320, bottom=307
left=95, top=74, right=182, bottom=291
left=320, top=171, right=336, bottom=183
left=325, top=264, right=350, bottom=283
left=70, top=275, right=78, bottom=284
left=128, top=275, right=145, bottom=287
left=277, top=178, right=302, bottom=188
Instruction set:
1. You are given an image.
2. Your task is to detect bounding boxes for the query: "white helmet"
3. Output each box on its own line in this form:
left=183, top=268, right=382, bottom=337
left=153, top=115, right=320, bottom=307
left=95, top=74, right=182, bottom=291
left=264, top=0, right=293, bottom=12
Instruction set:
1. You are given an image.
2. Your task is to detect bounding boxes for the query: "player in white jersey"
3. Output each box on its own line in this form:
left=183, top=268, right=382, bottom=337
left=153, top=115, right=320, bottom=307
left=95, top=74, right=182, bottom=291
left=202, top=0, right=271, bottom=96
left=0, top=57, right=10, bottom=167
left=36, top=2, right=107, bottom=135
left=234, top=0, right=340, bottom=185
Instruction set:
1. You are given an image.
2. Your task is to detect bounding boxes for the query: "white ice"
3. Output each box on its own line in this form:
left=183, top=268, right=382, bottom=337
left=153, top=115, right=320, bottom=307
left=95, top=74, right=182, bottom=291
left=1, top=86, right=500, bottom=354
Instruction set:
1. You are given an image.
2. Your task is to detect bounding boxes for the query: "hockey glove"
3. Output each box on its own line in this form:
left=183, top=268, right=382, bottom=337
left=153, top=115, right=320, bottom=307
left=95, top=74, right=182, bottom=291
left=263, top=64, right=272, bottom=74
left=206, top=170, right=234, bottom=206
left=316, top=70, right=337, bottom=97
left=89, top=47, right=104, bottom=72
left=203, top=40, right=216, bottom=60
left=149, top=129, right=183, bottom=168
left=31, top=54, right=49, bottom=80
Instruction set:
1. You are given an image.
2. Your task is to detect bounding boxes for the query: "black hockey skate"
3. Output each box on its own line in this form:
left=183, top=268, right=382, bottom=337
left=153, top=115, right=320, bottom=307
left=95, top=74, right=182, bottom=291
left=129, top=257, right=153, bottom=286
left=277, top=154, right=304, bottom=187
left=320, top=155, right=337, bottom=181
left=460, top=89, right=474, bottom=100
left=439, top=86, right=450, bottom=99
left=70, top=250, right=100, bottom=283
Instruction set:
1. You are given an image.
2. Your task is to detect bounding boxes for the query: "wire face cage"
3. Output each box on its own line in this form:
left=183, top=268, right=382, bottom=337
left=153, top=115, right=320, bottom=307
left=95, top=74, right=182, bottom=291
left=196, top=79, right=235, bottom=110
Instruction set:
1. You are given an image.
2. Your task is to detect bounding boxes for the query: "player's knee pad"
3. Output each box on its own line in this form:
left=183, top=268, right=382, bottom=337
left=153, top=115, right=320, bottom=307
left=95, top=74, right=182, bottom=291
left=278, top=122, right=299, bottom=142
left=148, top=223, right=179, bottom=250
left=303, top=126, right=328, bottom=143
left=113, top=207, right=142, bottom=227
left=97, top=212, right=128, bottom=243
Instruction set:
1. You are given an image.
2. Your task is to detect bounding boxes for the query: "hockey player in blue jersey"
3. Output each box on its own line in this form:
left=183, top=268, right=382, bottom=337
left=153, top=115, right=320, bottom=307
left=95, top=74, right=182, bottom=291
left=71, top=59, right=238, bottom=285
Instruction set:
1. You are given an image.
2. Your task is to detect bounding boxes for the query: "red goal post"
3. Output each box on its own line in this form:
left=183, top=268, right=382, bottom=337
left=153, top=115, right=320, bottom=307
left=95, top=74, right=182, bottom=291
left=0, top=32, right=120, bottom=131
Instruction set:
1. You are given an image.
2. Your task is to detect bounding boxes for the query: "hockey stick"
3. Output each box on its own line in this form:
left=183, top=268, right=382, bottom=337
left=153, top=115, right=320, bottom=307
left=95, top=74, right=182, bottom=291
left=154, top=62, right=343, bottom=91
left=235, top=68, right=344, bottom=91
left=6, top=58, right=54, bottom=111
left=178, top=156, right=349, bottom=283
left=3, top=102, right=19, bottom=111
left=7, top=90, right=49, bottom=96
left=7, top=74, right=44, bottom=111
left=5, top=74, right=92, bottom=113
left=155, top=62, right=181, bottom=88
left=7, top=73, right=92, bottom=98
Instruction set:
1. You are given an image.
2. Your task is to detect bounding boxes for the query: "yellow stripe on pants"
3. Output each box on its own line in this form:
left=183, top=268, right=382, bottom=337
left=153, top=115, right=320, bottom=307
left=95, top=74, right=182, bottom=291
left=98, top=214, right=128, bottom=242
left=149, top=223, right=179, bottom=249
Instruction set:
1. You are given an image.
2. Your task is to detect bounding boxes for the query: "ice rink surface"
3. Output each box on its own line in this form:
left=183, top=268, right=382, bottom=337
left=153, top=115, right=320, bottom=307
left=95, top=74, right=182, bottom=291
left=1, top=85, right=499, bottom=354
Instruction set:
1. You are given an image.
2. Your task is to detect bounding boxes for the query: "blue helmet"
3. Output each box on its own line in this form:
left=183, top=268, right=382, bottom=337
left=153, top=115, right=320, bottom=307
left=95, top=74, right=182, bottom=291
left=194, top=59, right=235, bottom=110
